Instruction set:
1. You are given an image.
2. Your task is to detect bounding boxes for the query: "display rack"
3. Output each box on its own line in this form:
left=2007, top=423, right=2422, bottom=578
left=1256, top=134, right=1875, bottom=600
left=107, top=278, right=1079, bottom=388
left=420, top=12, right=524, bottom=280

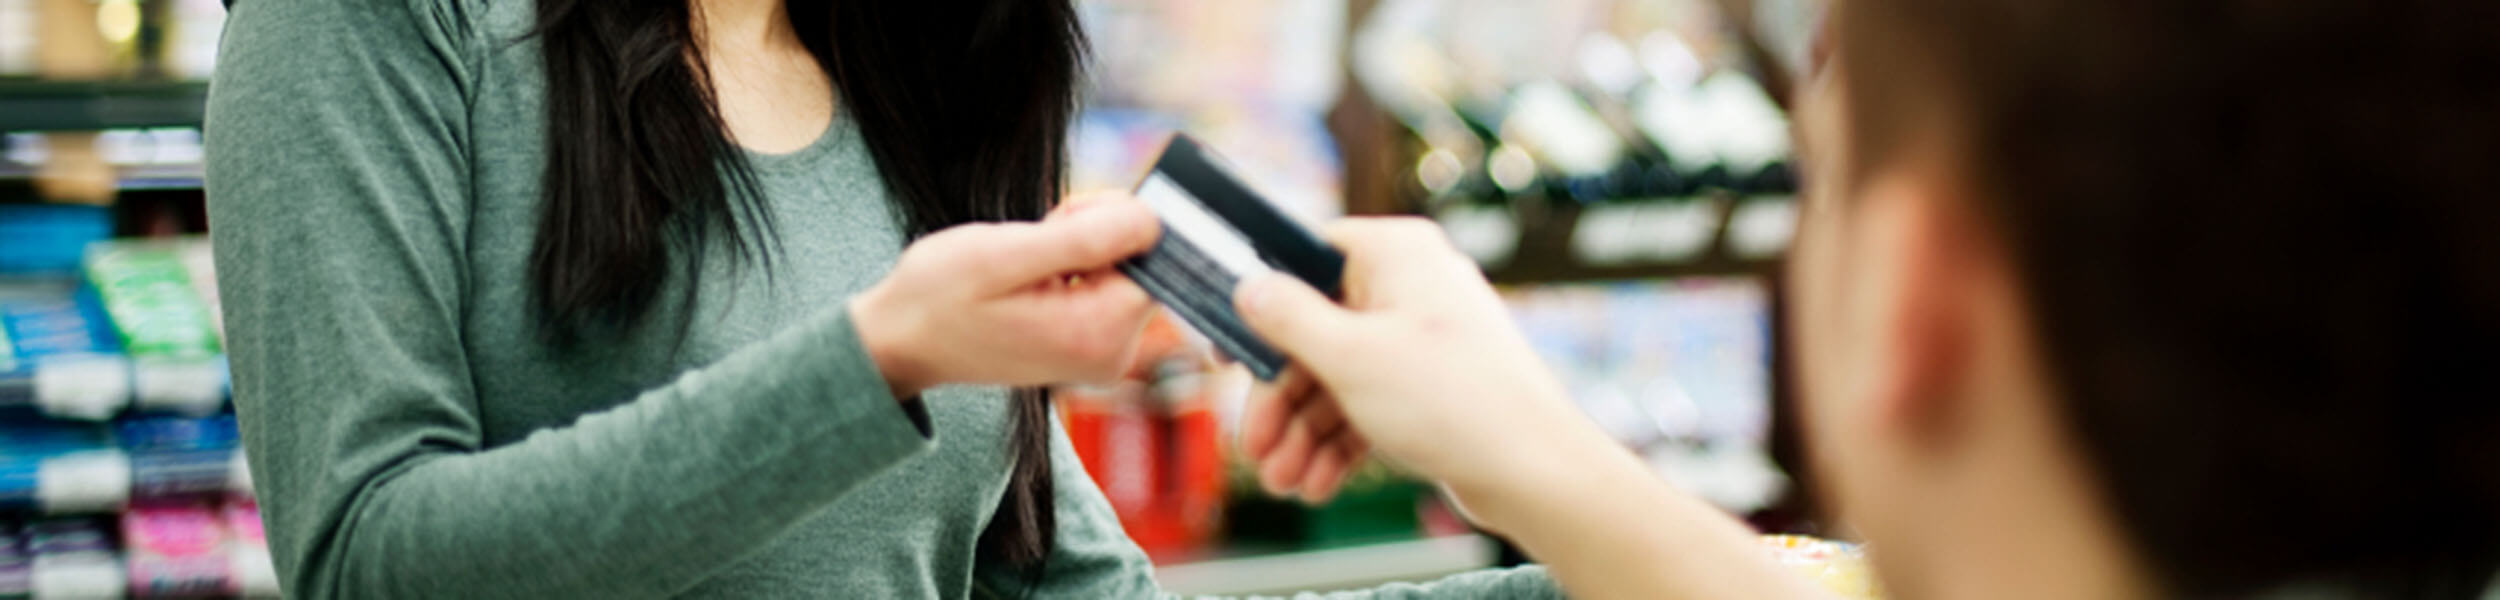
left=1472, top=200, right=1787, bottom=284
left=1157, top=534, right=1499, bottom=596
left=0, top=79, right=210, bottom=133
left=0, top=163, right=205, bottom=191
left=1486, top=253, right=1775, bottom=284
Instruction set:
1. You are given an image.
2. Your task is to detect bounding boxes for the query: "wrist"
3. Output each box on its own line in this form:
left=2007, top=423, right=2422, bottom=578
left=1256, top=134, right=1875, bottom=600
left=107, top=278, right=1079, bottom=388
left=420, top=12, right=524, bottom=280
left=1445, top=421, right=1645, bottom=535
left=849, top=288, right=932, bottom=399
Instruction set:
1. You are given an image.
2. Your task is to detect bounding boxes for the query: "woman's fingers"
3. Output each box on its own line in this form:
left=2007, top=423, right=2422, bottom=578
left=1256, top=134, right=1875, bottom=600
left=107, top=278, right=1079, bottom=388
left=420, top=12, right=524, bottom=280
left=1049, top=190, right=1133, bottom=220
left=959, top=204, right=1160, bottom=291
left=1073, top=268, right=1151, bottom=311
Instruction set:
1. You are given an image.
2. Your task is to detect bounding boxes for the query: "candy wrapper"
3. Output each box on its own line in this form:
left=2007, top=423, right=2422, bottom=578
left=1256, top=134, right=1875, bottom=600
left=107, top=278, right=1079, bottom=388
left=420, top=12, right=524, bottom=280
left=119, top=416, right=248, bottom=500
left=123, top=502, right=230, bottom=598
left=1760, top=534, right=1882, bottom=600
left=28, top=517, right=124, bottom=599
left=224, top=498, right=279, bottom=598
left=83, top=239, right=229, bottom=416
left=0, top=424, right=131, bottom=514
left=0, top=282, right=132, bottom=421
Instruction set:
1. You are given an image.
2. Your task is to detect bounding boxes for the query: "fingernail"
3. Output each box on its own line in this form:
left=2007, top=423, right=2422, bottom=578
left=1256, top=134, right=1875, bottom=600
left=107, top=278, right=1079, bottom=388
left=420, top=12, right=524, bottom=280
left=1260, top=468, right=1295, bottom=495
left=1264, top=479, right=1295, bottom=496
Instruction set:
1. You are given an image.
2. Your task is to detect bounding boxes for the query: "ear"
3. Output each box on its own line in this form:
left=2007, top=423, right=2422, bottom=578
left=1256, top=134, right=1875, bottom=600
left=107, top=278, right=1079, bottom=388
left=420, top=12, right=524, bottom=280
left=1853, top=168, right=1984, bottom=449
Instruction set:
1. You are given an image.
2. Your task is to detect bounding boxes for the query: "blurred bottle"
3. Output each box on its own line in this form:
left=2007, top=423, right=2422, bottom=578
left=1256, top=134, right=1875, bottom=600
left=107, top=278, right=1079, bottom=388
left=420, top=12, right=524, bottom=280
left=164, top=0, right=221, bottom=80
left=1056, top=314, right=1226, bottom=562
left=0, top=0, right=35, bottom=75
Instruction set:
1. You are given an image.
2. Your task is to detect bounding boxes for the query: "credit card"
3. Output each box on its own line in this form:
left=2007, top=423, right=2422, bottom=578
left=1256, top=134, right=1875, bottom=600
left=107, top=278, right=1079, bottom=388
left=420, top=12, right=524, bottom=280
left=1117, top=135, right=1344, bottom=381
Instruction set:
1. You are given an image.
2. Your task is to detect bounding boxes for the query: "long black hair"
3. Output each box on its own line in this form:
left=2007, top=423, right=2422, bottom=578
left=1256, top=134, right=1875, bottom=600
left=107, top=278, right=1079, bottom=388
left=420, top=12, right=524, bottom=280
left=528, top=0, right=1086, bottom=569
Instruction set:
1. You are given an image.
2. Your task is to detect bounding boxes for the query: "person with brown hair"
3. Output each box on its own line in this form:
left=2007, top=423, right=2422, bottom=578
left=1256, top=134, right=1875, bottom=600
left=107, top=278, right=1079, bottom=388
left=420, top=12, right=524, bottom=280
left=1233, top=0, right=2500, bottom=598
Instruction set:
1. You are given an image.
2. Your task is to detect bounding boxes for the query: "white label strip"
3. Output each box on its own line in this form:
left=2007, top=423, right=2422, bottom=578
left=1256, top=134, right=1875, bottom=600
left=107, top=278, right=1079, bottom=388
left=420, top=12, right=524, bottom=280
left=1138, top=174, right=1272, bottom=279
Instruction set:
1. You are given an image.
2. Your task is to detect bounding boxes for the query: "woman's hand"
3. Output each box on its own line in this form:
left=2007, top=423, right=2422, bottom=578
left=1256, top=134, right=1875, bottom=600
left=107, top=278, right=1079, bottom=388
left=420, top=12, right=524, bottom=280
left=851, top=195, right=1161, bottom=398
left=1232, top=218, right=1611, bottom=511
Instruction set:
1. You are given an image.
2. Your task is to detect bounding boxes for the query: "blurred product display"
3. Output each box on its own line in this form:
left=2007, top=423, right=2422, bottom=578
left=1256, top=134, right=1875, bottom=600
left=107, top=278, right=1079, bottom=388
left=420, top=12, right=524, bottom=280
left=0, top=218, right=269, bottom=597
left=163, top=0, right=224, bottom=80
left=1351, top=0, right=1799, bottom=273
left=2, top=277, right=130, bottom=421
left=0, top=0, right=35, bottom=76
left=1505, top=278, right=1784, bottom=513
left=122, top=497, right=277, bottom=599
left=83, top=239, right=227, bottom=417
left=1072, top=0, right=1348, bottom=225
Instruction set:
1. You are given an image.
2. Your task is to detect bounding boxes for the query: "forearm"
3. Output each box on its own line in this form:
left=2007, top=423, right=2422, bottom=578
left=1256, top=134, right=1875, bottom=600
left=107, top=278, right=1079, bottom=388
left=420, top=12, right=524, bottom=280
left=257, top=309, right=931, bottom=599
left=1457, top=429, right=1833, bottom=600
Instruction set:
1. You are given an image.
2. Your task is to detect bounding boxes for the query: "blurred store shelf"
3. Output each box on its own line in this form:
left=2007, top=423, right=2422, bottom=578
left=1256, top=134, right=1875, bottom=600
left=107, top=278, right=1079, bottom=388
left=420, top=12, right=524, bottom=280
left=1156, top=534, right=1498, bottom=596
left=0, top=162, right=203, bottom=191
left=0, top=79, right=209, bottom=133
left=1485, top=254, right=1776, bottom=284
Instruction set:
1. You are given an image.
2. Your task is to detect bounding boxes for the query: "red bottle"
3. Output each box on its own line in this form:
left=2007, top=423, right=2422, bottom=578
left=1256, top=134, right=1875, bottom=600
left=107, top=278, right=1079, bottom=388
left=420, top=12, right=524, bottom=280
left=1058, top=314, right=1228, bottom=562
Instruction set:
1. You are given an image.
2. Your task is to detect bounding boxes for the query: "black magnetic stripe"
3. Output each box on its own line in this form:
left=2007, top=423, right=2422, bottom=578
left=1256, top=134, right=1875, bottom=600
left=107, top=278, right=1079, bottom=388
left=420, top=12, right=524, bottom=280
left=1152, top=135, right=1346, bottom=298
left=1117, top=228, right=1289, bottom=380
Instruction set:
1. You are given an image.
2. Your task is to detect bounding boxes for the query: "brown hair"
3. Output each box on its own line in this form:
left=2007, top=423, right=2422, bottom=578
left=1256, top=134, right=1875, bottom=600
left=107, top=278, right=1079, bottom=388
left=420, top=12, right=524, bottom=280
left=1830, top=0, right=2500, bottom=595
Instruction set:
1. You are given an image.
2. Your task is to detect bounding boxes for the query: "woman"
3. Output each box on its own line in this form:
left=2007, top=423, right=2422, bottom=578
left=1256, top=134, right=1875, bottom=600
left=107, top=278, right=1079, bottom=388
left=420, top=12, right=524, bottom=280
left=202, top=0, right=1554, bottom=597
left=1234, top=0, right=2500, bottom=598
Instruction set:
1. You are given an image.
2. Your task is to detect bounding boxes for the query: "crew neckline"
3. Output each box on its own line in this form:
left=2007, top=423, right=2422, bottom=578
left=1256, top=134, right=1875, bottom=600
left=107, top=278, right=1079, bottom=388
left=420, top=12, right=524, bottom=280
left=741, top=113, right=853, bottom=174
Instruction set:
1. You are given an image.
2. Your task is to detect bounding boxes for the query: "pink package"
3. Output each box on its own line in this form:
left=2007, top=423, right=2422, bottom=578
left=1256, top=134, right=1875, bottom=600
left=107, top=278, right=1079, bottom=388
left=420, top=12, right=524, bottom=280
left=122, top=502, right=233, bottom=598
left=221, top=495, right=280, bottom=598
left=221, top=497, right=264, bottom=545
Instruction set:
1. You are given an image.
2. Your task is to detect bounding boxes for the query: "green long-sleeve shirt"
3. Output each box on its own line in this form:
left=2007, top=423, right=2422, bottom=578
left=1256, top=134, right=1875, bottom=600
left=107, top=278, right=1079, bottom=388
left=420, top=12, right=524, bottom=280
left=202, top=0, right=1559, bottom=597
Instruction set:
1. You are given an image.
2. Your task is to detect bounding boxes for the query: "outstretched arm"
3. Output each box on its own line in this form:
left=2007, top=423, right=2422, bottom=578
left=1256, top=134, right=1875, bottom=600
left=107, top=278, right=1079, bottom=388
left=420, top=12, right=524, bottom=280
left=1229, top=218, right=1835, bottom=600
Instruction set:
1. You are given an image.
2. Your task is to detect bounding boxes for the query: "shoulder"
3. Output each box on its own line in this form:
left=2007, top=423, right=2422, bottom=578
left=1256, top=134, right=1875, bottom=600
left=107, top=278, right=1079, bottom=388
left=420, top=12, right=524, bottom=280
left=219, top=0, right=500, bottom=60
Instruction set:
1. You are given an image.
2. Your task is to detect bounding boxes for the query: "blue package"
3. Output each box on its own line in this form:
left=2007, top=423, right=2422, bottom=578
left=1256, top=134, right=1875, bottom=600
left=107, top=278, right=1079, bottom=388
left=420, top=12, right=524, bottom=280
left=0, top=424, right=128, bottom=514
left=0, top=281, right=131, bottom=421
left=0, top=204, right=113, bottom=277
left=120, top=415, right=245, bottom=500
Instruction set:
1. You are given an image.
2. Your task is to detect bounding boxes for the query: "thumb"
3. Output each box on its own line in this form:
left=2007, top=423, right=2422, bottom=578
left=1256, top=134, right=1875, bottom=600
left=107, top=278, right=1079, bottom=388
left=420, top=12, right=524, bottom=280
left=1235, top=272, right=1357, bottom=362
left=961, top=203, right=1162, bottom=290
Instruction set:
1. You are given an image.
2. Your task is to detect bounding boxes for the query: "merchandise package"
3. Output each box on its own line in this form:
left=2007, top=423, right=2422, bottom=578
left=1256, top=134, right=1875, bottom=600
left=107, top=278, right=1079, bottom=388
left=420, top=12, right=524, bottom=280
left=0, top=521, right=27, bottom=598
left=0, top=424, right=130, bottom=515
left=119, top=416, right=250, bottom=501
left=0, top=203, right=113, bottom=277
left=1760, top=534, right=1882, bottom=600
left=25, top=518, right=123, bottom=599
left=172, top=241, right=223, bottom=343
left=117, top=497, right=277, bottom=599
left=82, top=239, right=229, bottom=416
left=122, top=502, right=233, bottom=598
left=221, top=498, right=278, bottom=598
left=0, top=281, right=133, bottom=421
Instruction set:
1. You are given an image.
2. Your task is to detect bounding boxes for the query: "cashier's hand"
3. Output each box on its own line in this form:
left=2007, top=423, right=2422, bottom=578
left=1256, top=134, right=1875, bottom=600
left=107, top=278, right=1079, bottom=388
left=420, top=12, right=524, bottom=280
left=1235, top=218, right=1596, bottom=506
left=852, top=193, right=1160, bottom=398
